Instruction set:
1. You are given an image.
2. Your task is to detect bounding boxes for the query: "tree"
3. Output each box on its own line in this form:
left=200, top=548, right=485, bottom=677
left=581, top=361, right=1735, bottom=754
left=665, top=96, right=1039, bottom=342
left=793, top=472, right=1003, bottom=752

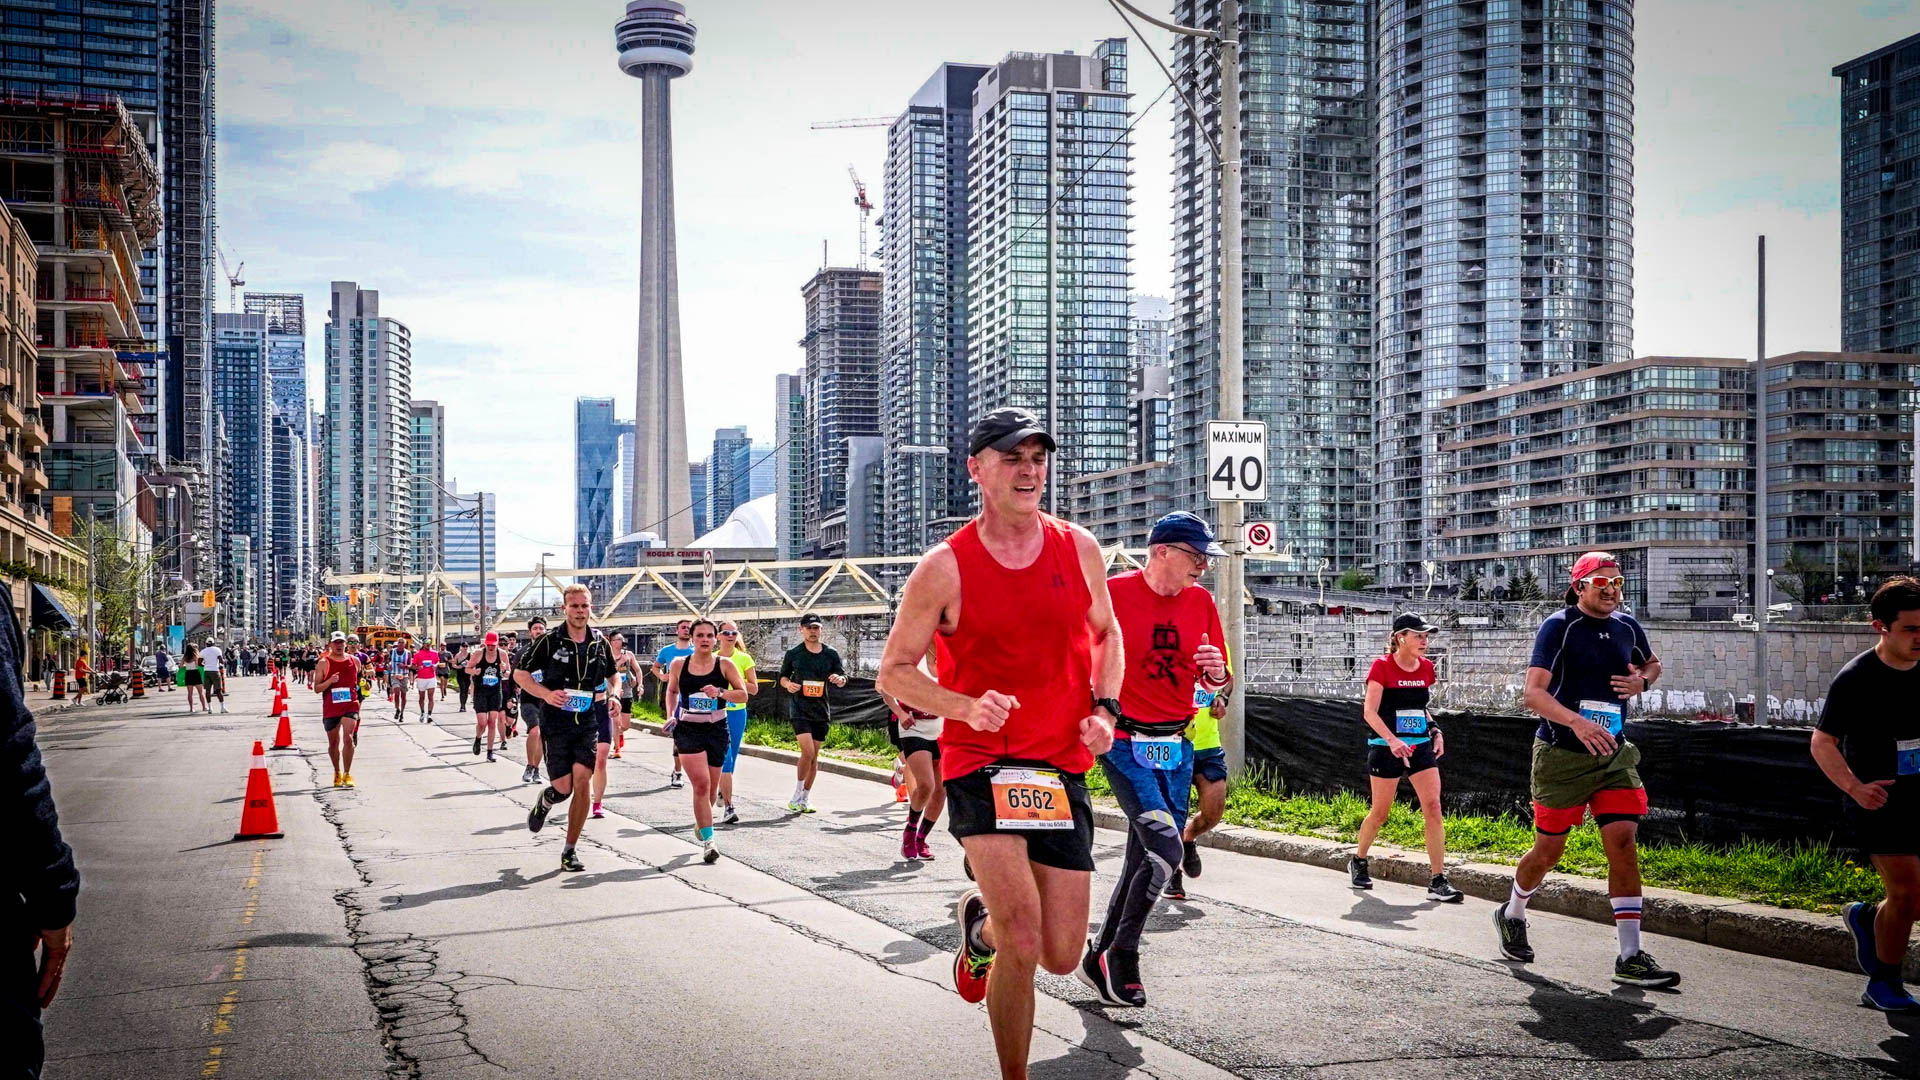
left=1509, top=569, right=1545, bottom=602
left=1459, top=577, right=1481, bottom=602
left=1774, top=550, right=1826, bottom=606
left=70, top=515, right=160, bottom=661
left=1336, top=568, right=1374, bottom=592
left=1671, top=571, right=1709, bottom=609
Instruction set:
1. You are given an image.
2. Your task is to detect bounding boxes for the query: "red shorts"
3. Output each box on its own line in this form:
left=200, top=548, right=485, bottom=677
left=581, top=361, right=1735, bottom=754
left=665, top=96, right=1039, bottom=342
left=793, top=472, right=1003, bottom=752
left=1531, top=786, right=1648, bottom=834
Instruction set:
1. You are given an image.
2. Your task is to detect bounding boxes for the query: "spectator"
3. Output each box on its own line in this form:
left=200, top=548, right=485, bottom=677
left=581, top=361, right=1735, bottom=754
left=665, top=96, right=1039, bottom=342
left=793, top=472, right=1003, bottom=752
left=0, top=591, right=79, bottom=1078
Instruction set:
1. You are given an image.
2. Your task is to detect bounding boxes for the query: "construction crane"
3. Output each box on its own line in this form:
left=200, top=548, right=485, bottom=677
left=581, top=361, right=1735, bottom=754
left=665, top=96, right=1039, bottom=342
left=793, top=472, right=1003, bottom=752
left=848, top=166, right=873, bottom=270
left=218, top=245, right=245, bottom=313
left=810, top=116, right=892, bottom=130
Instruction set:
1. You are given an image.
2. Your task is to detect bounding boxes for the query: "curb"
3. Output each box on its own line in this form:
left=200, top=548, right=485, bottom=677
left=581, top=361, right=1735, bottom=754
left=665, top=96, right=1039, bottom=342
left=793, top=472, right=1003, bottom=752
left=632, top=722, right=1915, bottom=980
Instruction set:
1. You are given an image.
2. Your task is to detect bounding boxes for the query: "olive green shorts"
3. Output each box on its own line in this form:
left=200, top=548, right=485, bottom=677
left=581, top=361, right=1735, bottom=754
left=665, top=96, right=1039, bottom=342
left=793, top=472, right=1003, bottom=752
left=1529, top=738, right=1643, bottom=809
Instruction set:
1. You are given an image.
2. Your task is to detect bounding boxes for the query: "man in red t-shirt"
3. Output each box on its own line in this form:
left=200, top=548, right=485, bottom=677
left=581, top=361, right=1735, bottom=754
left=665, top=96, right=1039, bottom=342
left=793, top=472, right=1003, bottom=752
left=314, top=632, right=363, bottom=787
left=412, top=644, right=441, bottom=721
left=1076, top=512, right=1228, bottom=1009
left=878, top=407, right=1122, bottom=1080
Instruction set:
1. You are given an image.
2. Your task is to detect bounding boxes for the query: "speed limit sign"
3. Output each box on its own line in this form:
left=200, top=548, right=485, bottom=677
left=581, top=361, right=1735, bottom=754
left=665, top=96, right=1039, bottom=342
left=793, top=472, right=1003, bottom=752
left=1244, top=521, right=1278, bottom=554
left=1207, top=421, right=1268, bottom=502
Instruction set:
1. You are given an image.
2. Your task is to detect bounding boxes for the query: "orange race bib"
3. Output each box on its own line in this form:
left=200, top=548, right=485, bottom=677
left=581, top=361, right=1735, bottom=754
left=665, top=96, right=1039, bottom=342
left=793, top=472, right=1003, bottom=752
left=802, top=680, right=826, bottom=698
left=989, top=768, right=1073, bottom=830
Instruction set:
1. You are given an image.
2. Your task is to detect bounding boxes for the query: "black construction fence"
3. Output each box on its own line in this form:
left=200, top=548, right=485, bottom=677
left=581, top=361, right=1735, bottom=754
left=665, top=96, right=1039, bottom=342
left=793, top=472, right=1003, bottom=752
left=755, top=679, right=1848, bottom=850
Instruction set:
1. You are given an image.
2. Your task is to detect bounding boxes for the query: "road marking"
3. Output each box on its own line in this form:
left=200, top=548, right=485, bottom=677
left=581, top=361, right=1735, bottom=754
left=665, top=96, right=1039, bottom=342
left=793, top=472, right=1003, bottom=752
left=201, top=848, right=262, bottom=1076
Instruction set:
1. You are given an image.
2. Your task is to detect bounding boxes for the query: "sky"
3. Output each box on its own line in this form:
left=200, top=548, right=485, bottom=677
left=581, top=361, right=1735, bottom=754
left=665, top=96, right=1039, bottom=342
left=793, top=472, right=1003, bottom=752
left=216, top=0, right=1916, bottom=570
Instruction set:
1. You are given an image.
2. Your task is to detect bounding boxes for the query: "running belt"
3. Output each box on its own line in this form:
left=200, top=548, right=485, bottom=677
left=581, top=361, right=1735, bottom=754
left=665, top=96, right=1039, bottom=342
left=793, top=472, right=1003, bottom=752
left=1115, top=715, right=1190, bottom=737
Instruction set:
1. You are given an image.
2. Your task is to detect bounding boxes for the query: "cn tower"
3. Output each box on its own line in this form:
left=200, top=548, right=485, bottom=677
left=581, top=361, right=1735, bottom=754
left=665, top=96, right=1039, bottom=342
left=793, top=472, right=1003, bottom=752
left=616, top=1, right=696, bottom=545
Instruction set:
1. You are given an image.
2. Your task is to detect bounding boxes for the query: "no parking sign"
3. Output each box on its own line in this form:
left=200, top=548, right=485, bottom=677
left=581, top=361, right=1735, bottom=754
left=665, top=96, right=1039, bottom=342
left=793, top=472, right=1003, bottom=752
left=1244, top=521, right=1278, bottom=555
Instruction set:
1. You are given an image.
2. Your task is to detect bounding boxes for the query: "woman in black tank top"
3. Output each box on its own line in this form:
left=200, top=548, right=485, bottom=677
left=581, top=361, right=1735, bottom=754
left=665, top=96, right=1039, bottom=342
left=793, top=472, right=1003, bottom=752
left=466, top=642, right=511, bottom=761
left=664, top=620, right=748, bottom=864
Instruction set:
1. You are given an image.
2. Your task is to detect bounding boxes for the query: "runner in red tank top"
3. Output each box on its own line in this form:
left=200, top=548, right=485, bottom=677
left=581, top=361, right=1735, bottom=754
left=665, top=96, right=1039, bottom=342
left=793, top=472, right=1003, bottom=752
left=877, top=407, right=1122, bottom=1080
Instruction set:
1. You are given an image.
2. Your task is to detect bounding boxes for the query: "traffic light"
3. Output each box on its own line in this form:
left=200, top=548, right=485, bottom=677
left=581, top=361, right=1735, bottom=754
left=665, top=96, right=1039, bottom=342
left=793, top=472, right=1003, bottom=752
left=317, top=595, right=330, bottom=611
left=202, top=589, right=216, bottom=608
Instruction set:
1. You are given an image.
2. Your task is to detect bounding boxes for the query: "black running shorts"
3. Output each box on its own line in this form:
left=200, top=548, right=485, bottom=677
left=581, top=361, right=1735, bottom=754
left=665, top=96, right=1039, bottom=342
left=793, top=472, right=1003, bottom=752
left=790, top=716, right=829, bottom=742
left=543, top=714, right=599, bottom=780
left=945, top=765, right=1095, bottom=872
left=1366, top=740, right=1439, bottom=779
left=900, top=735, right=941, bottom=761
left=671, top=720, right=730, bottom=767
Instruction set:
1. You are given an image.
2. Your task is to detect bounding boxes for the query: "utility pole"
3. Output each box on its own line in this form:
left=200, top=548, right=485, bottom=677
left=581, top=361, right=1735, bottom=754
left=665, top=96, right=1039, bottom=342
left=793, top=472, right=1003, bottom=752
left=1754, top=235, right=1770, bottom=726
left=476, top=495, right=489, bottom=632
left=1109, top=0, right=1244, bottom=773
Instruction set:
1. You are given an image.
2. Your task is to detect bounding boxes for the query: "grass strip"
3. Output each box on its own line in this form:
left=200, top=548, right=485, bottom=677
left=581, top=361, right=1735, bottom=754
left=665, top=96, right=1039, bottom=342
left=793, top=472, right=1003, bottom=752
left=632, top=701, right=1880, bottom=912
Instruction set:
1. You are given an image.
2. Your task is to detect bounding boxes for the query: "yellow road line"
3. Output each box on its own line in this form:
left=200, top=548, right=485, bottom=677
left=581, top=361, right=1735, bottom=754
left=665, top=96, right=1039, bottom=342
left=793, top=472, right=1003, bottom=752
left=202, top=847, right=263, bottom=1076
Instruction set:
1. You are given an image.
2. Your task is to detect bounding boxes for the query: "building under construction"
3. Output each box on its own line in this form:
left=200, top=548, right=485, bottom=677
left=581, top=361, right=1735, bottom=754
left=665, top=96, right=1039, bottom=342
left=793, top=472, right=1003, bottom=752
left=0, top=94, right=163, bottom=549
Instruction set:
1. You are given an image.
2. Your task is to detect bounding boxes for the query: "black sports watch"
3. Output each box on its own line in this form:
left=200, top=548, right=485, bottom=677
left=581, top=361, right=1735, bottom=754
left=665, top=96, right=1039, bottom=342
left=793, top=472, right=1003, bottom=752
left=1092, top=696, right=1124, bottom=723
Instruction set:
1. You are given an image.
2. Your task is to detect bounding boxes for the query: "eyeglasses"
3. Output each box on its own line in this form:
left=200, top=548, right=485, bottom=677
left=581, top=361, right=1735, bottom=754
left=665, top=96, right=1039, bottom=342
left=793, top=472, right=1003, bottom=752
left=1172, top=544, right=1211, bottom=568
left=720, top=630, right=739, bottom=637
left=1580, top=575, right=1627, bottom=590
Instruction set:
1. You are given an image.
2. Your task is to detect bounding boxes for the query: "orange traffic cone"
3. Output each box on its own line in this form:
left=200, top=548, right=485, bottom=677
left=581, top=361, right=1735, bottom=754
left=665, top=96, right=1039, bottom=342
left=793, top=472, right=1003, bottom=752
left=233, top=741, right=284, bottom=840
left=270, top=700, right=294, bottom=751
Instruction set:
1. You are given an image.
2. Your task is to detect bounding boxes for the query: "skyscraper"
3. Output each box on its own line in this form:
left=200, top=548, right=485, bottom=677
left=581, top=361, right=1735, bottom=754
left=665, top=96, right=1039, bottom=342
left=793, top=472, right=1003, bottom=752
left=774, top=370, right=807, bottom=561
left=1835, top=32, right=1920, bottom=354
left=245, top=292, right=310, bottom=438
left=708, top=425, right=752, bottom=527
left=800, top=267, right=883, bottom=557
left=410, top=401, right=446, bottom=574
left=165, top=0, right=217, bottom=552
left=574, top=397, right=630, bottom=566
left=966, top=41, right=1133, bottom=505
left=616, top=1, right=697, bottom=545
left=323, top=282, right=413, bottom=618
left=689, top=459, right=709, bottom=538
left=269, top=413, right=310, bottom=632
left=445, top=485, right=497, bottom=613
left=749, top=443, right=775, bottom=500
left=880, top=62, right=990, bottom=556
left=1169, top=0, right=1373, bottom=579
left=212, top=313, right=272, bottom=631
left=1372, top=0, right=1636, bottom=588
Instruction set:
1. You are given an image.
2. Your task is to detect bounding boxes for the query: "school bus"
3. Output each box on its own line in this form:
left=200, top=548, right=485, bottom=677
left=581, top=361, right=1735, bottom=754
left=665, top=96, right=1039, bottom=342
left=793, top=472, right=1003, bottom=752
left=355, top=625, right=411, bottom=653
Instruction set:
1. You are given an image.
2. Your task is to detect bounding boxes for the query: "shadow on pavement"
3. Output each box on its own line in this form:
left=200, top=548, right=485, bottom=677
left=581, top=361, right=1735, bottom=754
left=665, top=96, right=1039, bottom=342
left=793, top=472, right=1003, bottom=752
left=427, top=788, right=502, bottom=800
left=1868, top=1011, right=1920, bottom=1078
left=235, top=932, right=343, bottom=948
left=379, top=866, right=562, bottom=910
left=1338, top=891, right=1427, bottom=931
left=1509, top=967, right=1683, bottom=1060
left=1028, top=1005, right=1150, bottom=1079
left=809, top=862, right=929, bottom=894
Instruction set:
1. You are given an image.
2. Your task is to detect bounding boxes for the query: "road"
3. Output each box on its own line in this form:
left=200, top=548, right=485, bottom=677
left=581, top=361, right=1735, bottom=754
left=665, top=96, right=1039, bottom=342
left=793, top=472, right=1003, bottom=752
left=32, top=676, right=1920, bottom=1078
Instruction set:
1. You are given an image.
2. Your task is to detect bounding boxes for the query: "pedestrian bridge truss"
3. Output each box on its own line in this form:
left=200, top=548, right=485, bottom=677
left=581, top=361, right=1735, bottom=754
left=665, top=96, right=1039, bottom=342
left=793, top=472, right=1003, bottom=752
left=323, top=549, right=1246, bottom=634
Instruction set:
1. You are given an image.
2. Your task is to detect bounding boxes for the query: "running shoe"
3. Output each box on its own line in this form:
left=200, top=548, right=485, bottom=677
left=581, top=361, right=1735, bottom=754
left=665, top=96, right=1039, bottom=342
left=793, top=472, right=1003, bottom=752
left=953, top=889, right=993, bottom=1004
left=1847, top=901, right=1880, bottom=976
left=560, top=849, right=585, bottom=872
left=915, top=835, right=936, bottom=861
left=333, top=772, right=344, bottom=788
left=486, top=750, right=496, bottom=763
left=590, top=802, right=605, bottom=819
left=1428, top=875, right=1465, bottom=903
left=902, top=830, right=919, bottom=861
left=798, top=802, right=817, bottom=815
left=721, top=805, right=740, bottom=825
left=472, top=736, right=482, bottom=756
left=610, top=747, right=621, bottom=759
left=342, top=774, right=355, bottom=788
left=1348, top=856, right=1373, bottom=890
left=1182, top=839, right=1203, bottom=879
left=786, top=799, right=805, bottom=813
left=1076, top=940, right=1125, bottom=1007
left=1612, top=951, right=1680, bottom=988
left=1163, top=872, right=1187, bottom=901
left=1493, top=905, right=1534, bottom=963
left=528, top=795, right=551, bottom=833
left=670, top=771, right=684, bottom=789
left=520, top=765, right=537, bottom=784
left=1105, top=946, right=1147, bottom=1008
left=702, top=841, right=720, bottom=865
left=1863, top=979, right=1920, bottom=1012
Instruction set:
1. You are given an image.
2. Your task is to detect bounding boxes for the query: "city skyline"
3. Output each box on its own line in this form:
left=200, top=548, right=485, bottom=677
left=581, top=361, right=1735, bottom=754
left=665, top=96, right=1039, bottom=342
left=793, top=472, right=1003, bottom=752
left=218, top=1, right=1911, bottom=568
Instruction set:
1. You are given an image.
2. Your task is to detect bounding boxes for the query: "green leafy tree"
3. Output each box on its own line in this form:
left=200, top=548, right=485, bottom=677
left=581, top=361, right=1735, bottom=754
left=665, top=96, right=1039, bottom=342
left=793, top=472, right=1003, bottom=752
left=1509, top=569, right=1545, bottom=602
left=1336, top=568, right=1374, bottom=592
left=1459, top=577, right=1481, bottom=601
left=71, top=515, right=160, bottom=660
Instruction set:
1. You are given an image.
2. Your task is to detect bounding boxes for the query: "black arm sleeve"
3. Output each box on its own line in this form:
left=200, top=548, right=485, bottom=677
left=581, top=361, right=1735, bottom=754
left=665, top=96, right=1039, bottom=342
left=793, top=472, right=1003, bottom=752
left=0, top=598, right=78, bottom=929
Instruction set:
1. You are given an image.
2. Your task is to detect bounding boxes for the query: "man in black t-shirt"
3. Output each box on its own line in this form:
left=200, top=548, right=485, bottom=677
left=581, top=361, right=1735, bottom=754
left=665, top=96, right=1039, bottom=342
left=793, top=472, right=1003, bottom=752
left=512, top=591, right=614, bottom=872
left=1814, top=576, right=1920, bottom=1012
left=777, top=613, right=846, bottom=813
left=511, top=620, right=546, bottom=784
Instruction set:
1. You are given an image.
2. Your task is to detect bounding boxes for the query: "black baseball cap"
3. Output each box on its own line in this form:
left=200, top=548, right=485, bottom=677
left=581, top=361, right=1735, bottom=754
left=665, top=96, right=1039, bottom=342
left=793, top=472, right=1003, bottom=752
left=799, top=613, right=824, bottom=627
left=1147, top=511, right=1227, bottom=557
left=1393, top=613, right=1437, bottom=634
left=969, top=406, right=1056, bottom=457
left=526, top=616, right=546, bottom=629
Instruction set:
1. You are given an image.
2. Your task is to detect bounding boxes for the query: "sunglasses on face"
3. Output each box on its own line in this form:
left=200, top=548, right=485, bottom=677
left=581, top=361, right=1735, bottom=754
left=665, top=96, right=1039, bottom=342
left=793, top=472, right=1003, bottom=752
left=720, top=630, right=738, bottom=637
left=1581, top=575, right=1627, bottom=590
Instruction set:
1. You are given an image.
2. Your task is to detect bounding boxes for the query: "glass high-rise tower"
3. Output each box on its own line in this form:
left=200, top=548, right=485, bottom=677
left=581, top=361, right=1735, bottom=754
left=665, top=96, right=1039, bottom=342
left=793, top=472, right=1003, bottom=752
left=1835, top=32, right=1920, bottom=354
left=1170, top=1, right=1374, bottom=574
left=1372, top=0, right=1635, bottom=587
left=966, top=41, right=1132, bottom=504
left=880, top=63, right=989, bottom=555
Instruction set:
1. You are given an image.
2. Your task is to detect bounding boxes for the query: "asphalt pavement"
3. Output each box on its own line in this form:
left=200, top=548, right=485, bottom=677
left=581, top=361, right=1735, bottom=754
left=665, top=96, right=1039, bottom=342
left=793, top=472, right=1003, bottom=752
left=32, top=676, right=1920, bottom=1078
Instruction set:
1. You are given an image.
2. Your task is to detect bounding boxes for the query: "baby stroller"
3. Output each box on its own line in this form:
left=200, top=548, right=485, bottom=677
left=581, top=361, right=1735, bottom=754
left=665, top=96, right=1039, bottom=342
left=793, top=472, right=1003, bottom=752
left=94, top=670, right=131, bottom=705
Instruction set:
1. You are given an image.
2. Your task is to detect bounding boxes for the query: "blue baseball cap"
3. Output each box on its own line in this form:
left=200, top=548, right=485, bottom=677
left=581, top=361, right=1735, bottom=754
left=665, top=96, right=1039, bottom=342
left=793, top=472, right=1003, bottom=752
left=1147, top=512, right=1227, bottom=557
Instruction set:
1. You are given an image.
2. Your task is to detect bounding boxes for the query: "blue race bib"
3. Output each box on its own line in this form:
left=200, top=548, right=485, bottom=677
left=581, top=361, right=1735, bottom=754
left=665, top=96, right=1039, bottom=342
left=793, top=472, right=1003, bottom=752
left=481, top=674, right=499, bottom=686
left=1130, top=736, right=1186, bottom=772
left=1192, top=685, right=1215, bottom=710
left=1394, top=709, right=1429, bottom=736
left=1579, top=699, right=1624, bottom=737
left=330, top=687, right=352, bottom=704
left=560, top=689, right=593, bottom=713
left=1900, top=738, right=1920, bottom=777
left=688, top=694, right=720, bottom=713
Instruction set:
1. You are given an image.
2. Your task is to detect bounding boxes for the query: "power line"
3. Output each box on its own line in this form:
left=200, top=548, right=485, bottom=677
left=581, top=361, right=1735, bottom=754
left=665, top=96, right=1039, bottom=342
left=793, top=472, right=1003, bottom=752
left=1002, top=78, right=1175, bottom=255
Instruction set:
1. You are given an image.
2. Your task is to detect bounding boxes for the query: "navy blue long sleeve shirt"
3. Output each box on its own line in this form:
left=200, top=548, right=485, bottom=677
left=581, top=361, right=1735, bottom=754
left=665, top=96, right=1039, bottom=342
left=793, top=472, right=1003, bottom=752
left=0, top=596, right=78, bottom=930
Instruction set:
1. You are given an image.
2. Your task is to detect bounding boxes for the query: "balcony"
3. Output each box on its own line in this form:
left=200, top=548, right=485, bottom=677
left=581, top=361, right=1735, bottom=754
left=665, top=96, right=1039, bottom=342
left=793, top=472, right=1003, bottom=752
left=0, top=389, right=20, bottom=430
left=0, top=448, right=20, bottom=478
left=21, top=456, right=46, bottom=493
left=18, top=411, right=44, bottom=449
